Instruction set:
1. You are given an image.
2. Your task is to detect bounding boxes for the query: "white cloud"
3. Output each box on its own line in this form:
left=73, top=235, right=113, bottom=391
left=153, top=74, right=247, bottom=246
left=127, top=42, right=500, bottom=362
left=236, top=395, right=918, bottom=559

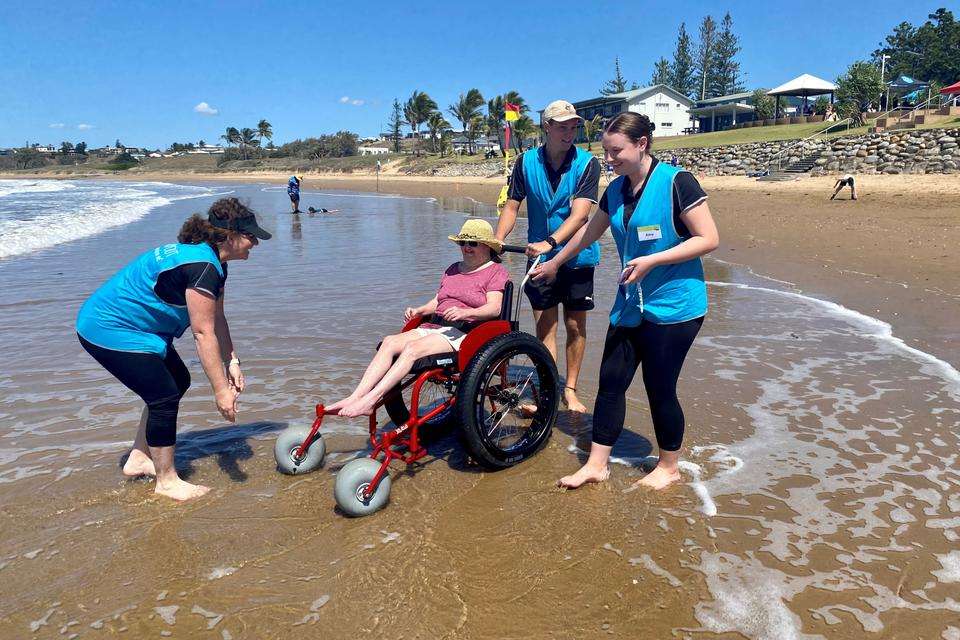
left=193, top=101, right=219, bottom=116
left=49, top=123, right=65, bottom=129
left=351, top=99, right=365, bottom=106
left=77, top=124, right=94, bottom=130
left=339, top=96, right=350, bottom=103
left=339, top=96, right=365, bottom=106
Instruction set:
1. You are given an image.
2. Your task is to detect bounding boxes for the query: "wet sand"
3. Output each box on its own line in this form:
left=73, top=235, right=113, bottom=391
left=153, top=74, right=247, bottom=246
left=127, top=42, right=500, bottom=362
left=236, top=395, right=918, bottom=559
left=2, top=179, right=959, bottom=639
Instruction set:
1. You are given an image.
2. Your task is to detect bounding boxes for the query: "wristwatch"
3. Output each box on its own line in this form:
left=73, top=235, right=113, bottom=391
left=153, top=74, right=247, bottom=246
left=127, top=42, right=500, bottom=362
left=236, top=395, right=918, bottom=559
left=545, top=236, right=558, bottom=249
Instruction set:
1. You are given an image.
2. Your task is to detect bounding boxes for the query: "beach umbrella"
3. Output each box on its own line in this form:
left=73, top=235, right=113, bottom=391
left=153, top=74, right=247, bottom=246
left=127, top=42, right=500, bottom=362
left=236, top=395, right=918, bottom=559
left=940, top=80, right=960, bottom=95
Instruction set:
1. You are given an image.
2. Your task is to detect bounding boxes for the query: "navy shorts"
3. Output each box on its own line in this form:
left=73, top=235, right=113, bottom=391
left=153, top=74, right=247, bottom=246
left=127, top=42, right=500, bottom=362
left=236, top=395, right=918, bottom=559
left=524, top=262, right=595, bottom=311
left=288, top=192, right=300, bottom=202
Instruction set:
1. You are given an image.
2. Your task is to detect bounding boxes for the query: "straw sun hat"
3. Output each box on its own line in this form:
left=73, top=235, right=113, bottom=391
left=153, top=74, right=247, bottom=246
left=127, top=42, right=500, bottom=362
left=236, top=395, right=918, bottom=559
left=448, top=219, right=504, bottom=253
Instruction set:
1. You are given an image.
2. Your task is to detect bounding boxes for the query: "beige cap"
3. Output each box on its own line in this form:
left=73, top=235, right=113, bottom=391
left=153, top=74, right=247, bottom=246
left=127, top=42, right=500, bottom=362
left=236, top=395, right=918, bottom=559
left=542, top=100, right=582, bottom=123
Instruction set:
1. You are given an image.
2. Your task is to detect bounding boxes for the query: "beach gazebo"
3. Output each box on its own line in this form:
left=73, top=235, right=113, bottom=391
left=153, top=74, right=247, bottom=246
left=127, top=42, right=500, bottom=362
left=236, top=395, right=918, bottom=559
left=941, top=80, right=960, bottom=106
left=767, top=74, right=837, bottom=117
left=886, top=75, right=930, bottom=108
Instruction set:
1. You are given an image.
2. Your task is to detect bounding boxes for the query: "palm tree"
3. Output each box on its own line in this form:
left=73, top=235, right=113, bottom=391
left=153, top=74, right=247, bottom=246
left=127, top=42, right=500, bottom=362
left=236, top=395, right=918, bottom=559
left=257, top=119, right=273, bottom=146
left=487, top=92, right=529, bottom=156
left=467, top=114, right=485, bottom=157
left=582, top=114, right=602, bottom=151
left=511, top=115, right=536, bottom=153
left=448, top=88, right=484, bottom=154
left=486, top=96, right=505, bottom=155
left=426, top=111, right=452, bottom=157
left=239, top=128, right=260, bottom=160
left=404, top=90, right=438, bottom=156
left=220, top=127, right=241, bottom=151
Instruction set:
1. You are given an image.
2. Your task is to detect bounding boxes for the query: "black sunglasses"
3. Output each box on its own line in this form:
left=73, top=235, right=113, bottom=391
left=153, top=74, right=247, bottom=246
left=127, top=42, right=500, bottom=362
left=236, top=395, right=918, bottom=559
left=456, top=240, right=479, bottom=247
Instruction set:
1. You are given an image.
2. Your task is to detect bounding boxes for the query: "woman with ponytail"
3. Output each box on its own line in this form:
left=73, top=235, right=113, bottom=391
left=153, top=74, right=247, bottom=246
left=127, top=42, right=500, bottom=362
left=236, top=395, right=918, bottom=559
left=533, top=112, right=719, bottom=491
left=76, top=197, right=271, bottom=501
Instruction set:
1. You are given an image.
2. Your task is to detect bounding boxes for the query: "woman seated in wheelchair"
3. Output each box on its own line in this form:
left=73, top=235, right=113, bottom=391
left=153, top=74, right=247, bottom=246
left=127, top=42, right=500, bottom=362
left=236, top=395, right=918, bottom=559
left=328, top=219, right=510, bottom=417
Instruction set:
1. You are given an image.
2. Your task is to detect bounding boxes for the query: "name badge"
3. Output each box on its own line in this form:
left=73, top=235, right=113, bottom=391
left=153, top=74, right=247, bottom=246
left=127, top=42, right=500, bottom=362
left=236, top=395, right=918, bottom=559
left=636, top=225, right=662, bottom=241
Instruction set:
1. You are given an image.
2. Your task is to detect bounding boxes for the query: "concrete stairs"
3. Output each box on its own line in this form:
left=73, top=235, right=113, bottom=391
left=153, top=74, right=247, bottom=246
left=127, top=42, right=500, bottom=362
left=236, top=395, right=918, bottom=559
left=782, top=152, right=823, bottom=173
left=876, top=106, right=958, bottom=131
left=756, top=150, right=823, bottom=181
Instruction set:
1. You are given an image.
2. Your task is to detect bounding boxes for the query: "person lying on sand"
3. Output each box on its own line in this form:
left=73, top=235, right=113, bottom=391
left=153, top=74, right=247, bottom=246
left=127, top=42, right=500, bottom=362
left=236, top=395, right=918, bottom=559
left=327, top=219, right=509, bottom=418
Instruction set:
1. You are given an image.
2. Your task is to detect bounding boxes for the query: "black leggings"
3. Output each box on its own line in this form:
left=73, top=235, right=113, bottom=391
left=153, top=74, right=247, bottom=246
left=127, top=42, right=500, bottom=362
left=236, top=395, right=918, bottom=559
left=592, top=317, right=703, bottom=451
left=78, top=335, right=191, bottom=447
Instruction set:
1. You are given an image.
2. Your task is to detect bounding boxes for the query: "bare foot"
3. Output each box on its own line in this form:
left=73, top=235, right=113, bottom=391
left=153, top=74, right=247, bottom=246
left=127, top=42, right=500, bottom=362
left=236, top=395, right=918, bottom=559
left=123, top=449, right=156, bottom=477
left=325, top=397, right=354, bottom=413
left=557, top=464, right=610, bottom=489
left=516, top=403, right=539, bottom=418
left=338, top=399, right=375, bottom=418
left=155, top=477, right=211, bottom=501
left=629, top=465, right=681, bottom=491
left=562, top=387, right=587, bottom=413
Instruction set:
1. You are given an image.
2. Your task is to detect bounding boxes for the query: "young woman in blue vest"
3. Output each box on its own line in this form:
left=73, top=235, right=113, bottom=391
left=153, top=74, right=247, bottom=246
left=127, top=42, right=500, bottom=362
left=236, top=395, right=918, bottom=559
left=533, top=112, right=719, bottom=491
left=495, top=100, right=602, bottom=414
left=76, top=198, right=271, bottom=501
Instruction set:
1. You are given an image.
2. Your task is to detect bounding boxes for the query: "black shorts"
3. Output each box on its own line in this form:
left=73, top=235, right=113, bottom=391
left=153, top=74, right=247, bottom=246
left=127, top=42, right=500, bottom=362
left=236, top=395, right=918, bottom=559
left=525, top=262, right=595, bottom=311
left=837, top=177, right=854, bottom=187
left=78, top=334, right=191, bottom=447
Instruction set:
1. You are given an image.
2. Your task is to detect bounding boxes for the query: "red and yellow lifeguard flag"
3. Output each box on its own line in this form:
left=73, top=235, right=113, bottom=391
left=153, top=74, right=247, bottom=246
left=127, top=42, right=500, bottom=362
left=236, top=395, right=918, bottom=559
left=504, top=102, right=521, bottom=122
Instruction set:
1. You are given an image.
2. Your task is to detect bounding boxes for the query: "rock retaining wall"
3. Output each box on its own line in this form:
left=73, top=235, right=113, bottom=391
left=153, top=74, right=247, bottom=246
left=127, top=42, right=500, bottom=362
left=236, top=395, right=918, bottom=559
left=654, top=127, right=959, bottom=176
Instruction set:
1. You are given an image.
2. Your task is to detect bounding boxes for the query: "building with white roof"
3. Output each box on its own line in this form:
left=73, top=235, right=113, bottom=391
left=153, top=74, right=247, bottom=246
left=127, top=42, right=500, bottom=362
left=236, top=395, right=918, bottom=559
left=568, top=85, right=694, bottom=140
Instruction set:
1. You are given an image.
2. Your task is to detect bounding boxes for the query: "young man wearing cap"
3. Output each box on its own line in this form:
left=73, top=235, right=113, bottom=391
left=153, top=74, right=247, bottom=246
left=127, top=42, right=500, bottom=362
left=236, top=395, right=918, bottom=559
left=495, top=99, right=601, bottom=413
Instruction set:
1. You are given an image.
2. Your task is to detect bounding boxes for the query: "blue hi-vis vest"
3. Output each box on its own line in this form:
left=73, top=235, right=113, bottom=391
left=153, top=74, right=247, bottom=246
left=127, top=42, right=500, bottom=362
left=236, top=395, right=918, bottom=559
left=605, top=162, right=707, bottom=326
left=76, top=243, right=224, bottom=355
left=521, top=146, right=600, bottom=268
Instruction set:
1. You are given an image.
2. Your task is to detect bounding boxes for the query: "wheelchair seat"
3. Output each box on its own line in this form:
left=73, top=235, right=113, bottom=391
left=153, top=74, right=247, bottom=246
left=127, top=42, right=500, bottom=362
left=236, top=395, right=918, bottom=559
left=409, top=351, right=457, bottom=374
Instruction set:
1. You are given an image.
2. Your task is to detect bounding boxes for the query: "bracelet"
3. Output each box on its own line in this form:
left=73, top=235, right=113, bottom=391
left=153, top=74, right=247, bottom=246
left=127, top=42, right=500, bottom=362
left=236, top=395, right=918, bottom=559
left=227, top=357, right=240, bottom=366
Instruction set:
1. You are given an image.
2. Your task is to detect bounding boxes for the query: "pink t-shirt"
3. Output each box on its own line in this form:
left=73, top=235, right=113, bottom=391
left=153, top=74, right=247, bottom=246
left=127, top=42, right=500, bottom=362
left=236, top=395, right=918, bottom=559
left=431, top=261, right=510, bottom=319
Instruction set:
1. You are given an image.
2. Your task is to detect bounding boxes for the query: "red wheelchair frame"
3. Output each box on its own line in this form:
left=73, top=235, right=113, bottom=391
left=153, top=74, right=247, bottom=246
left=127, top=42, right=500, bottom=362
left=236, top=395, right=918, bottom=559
left=275, top=249, right=558, bottom=516
left=290, top=315, right=514, bottom=501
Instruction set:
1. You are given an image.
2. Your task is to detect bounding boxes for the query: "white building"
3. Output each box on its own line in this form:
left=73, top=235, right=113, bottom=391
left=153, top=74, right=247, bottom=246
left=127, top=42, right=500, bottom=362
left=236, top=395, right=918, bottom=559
left=187, top=145, right=226, bottom=154
left=569, top=84, right=694, bottom=140
left=358, top=146, right=390, bottom=155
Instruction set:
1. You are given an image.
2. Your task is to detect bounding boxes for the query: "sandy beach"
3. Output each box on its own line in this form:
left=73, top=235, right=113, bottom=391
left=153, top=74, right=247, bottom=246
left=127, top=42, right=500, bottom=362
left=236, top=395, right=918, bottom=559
left=1, top=174, right=959, bottom=639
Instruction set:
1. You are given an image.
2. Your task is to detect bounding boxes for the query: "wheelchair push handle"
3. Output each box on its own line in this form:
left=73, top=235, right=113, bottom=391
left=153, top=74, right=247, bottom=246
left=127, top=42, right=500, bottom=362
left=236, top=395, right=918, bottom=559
left=501, top=244, right=527, bottom=254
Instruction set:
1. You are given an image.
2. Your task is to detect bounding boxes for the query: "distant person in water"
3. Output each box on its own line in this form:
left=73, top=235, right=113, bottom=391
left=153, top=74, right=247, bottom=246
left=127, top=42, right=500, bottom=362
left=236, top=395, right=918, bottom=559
left=307, top=206, right=333, bottom=214
left=830, top=174, right=857, bottom=201
left=287, top=174, right=303, bottom=213
left=76, top=198, right=271, bottom=501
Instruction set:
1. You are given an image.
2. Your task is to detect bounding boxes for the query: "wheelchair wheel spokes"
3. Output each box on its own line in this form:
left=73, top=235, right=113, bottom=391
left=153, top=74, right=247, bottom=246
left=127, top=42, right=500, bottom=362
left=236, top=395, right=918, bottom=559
left=456, top=332, right=559, bottom=471
left=475, top=350, right=551, bottom=455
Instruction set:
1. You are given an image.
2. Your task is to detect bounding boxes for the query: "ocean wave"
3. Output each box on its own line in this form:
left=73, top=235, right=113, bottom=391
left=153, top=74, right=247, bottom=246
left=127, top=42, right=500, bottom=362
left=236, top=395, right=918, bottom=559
left=0, top=180, right=216, bottom=260
left=0, top=179, right=77, bottom=198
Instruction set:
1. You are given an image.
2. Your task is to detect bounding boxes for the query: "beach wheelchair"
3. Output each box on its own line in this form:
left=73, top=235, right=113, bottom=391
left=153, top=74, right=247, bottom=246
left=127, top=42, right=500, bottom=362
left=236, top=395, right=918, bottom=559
left=274, top=247, right=559, bottom=516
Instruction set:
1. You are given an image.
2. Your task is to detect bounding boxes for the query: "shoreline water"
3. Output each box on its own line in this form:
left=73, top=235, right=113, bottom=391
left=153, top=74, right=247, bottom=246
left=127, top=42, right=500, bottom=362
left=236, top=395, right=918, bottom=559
left=3, top=170, right=957, bottom=366
left=2, top=177, right=959, bottom=638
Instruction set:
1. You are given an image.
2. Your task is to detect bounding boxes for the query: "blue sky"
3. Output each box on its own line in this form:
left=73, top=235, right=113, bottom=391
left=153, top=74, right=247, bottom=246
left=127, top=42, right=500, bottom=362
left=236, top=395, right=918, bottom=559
left=1, top=0, right=956, bottom=149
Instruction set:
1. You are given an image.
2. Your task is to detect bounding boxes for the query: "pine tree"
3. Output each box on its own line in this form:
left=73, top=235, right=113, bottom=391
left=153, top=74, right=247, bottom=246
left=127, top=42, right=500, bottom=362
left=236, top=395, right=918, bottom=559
left=600, top=56, right=639, bottom=95
left=694, top=15, right=717, bottom=100
left=651, top=57, right=672, bottom=86
left=389, top=99, right=404, bottom=153
left=709, top=13, right=743, bottom=97
left=670, top=22, right=696, bottom=98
